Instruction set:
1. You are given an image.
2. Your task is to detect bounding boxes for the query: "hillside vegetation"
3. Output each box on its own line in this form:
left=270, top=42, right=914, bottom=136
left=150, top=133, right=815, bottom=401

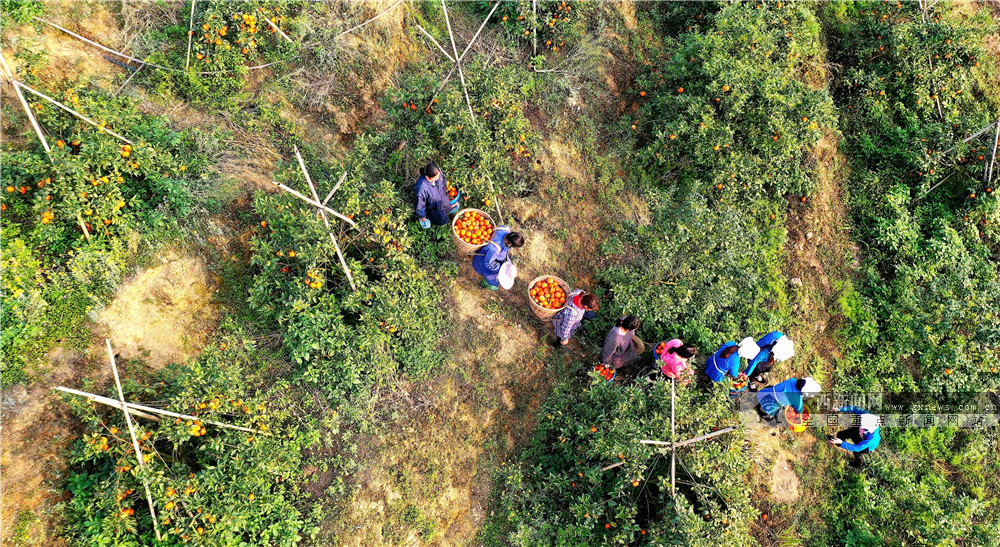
left=1, top=1, right=998, bottom=545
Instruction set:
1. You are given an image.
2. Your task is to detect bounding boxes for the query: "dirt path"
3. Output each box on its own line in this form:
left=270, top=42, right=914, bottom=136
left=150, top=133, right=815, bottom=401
left=324, top=138, right=608, bottom=546
left=0, top=251, right=219, bottom=546
left=748, top=128, right=856, bottom=545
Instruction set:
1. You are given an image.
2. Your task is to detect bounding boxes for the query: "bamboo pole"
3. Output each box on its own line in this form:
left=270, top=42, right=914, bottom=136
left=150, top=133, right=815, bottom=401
left=14, top=80, right=133, bottom=144
left=53, top=386, right=262, bottom=434
left=185, top=0, right=197, bottom=69
left=265, top=17, right=293, bottom=44
left=270, top=180, right=357, bottom=228
left=106, top=340, right=161, bottom=542
left=532, top=0, right=537, bottom=56
left=600, top=461, right=624, bottom=472
left=335, top=0, right=405, bottom=40
left=294, top=148, right=357, bottom=291
left=639, top=427, right=737, bottom=449
left=440, top=0, right=476, bottom=124
left=484, top=173, right=505, bottom=225
left=0, top=54, right=51, bottom=156
left=416, top=24, right=455, bottom=62
left=77, top=215, right=91, bottom=241
left=424, top=1, right=500, bottom=111
left=670, top=378, right=676, bottom=496
left=987, top=117, right=1000, bottom=185
left=321, top=171, right=349, bottom=208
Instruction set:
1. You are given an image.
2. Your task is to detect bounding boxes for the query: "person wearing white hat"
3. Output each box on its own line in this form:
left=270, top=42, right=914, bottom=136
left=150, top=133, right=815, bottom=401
left=828, top=406, right=882, bottom=469
left=745, top=331, right=795, bottom=389
left=755, top=376, right=821, bottom=422
left=705, top=338, right=757, bottom=383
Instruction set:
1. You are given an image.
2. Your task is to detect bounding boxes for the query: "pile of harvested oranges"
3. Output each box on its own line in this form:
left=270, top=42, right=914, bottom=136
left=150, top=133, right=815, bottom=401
left=529, top=277, right=566, bottom=309
left=447, top=185, right=459, bottom=200
left=455, top=210, right=493, bottom=245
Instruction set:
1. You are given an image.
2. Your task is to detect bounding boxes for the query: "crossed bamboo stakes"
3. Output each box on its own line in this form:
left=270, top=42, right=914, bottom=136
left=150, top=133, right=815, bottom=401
left=55, top=340, right=262, bottom=542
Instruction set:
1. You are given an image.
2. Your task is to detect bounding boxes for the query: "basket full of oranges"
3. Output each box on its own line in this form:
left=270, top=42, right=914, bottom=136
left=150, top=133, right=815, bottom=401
left=527, top=275, right=570, bottom=320
left=594, top=364, right=616, bottom=382
left=452, top=208, right=495, bottom=255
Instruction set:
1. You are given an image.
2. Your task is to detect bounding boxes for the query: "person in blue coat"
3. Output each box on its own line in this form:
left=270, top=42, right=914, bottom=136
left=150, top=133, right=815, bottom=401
left=755, top=377, right=820, bottom=421
left=705, top=341, right=740, bottom=383
left=415, top=163, right=451, bottom=228
left=828, top=406, right=881, bottom=469
left=472, top=226, right=524, bottom=290
left=745, top=331, right=787, bottom=386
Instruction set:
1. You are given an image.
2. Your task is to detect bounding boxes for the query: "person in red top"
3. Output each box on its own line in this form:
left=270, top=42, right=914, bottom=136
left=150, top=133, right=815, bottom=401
left=659, top=339, right=697, bottom=383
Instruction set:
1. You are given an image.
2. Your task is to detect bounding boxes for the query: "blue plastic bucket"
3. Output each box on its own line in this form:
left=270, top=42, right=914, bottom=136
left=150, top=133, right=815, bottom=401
left=449, top=188, right=462, bottom=213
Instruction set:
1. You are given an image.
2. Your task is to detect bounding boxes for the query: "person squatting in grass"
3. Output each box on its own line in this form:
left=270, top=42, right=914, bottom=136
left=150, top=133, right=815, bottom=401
left=600, top=316, right=645, bottom=370
left=745, top=330, right=794, bottom=389
left=415, top=163, right=451, bottom=228
left=551, top=290, right=599, bottom=346
left=472, top=226, right=524, bottom=290
left=704, top=339, right=752, bottom=383
left=659, top=338, right=697, bottom=384
left=828, top=406, right=881, bottom=469
left=755, top=377, right=821, bottom=422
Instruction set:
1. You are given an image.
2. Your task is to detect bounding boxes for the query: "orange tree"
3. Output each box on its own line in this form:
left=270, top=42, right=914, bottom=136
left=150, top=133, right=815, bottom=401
left=821, top=0, right=1000, bottom=394
left=485, top=376, right=755, bottom=546
left=1, top=86, right=201, bottom=385
left=63, top=322, right=322, bottom=545
left=142, top=0, right=298, bottom=103
left=805, top=2, right=1000, bottom=544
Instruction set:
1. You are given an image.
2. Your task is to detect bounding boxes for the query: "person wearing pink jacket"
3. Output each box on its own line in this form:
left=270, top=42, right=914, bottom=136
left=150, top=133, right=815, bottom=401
left=658, top=339, right=698, bottom=382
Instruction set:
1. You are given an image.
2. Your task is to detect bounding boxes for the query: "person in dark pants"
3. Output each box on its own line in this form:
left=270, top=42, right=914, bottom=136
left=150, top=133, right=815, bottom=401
left=471, top=227, right=524, bottom=290
left=415, top=163, right=451, bottom=228
left=599, top=316, right=645, bottom=370
left=828, top=407, right=881, bottom=469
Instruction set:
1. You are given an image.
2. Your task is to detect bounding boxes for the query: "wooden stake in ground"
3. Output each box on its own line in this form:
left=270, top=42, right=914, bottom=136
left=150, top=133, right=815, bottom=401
left=424, top=1, right=500, bottom=111
left=265, top=17, right=293, bottom=44
left=440, top=0, right=476, bottom=124
left=185, top=0, right=197, bottom=69
left=986, top=117, right=1000, bottom=185
left=54, top=386, right=265, bottom=434
left=270, top=180, right=357, bottom=228
left=0, top=54, right=51, bottom=157
left=292, top=146, right=357, bottom=292
left=106, top=340, right=161, bottom=542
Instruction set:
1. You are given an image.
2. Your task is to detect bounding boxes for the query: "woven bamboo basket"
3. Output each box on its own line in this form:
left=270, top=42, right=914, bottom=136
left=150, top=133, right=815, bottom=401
left=451, top=208, right=494, bottom=256
left=526, top=275, right=570, bottom=321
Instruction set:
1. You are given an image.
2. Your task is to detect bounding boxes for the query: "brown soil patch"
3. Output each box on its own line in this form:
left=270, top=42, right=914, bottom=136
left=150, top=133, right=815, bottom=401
left=95, top=250, right=220, bottom=368
left=3, top=2, right=124, bottom=87
left=0, top=345, right=106, bottom=546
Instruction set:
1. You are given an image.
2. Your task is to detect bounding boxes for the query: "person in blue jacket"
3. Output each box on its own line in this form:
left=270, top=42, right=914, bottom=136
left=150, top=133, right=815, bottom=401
left=415, top=163, right=451, bottom=228
left=828, top=407, right=881, bottom=469
left=472, top=226, right=524, bottom=290
left=705, top=341, right=740, bottom=383
left=755, top=377, right=820, bottom=421
left=745, top=331, right=786, bottom=387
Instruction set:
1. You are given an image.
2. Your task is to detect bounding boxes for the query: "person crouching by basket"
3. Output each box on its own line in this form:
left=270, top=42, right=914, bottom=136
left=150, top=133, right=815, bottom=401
left=415, top=163, right=451, bottom=229
left=551, top=290, right=599, bottom=347
left=755, top=377, right=820, bottom=423
left=827, top=407, right=881, bottom=469
left=599, top=316, right=645, bottom=370
left=745, top=331, right=795, bottom=390
left=472, top=227, right=524, bottom=290
left=659, top=339, right=697, bottom=384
